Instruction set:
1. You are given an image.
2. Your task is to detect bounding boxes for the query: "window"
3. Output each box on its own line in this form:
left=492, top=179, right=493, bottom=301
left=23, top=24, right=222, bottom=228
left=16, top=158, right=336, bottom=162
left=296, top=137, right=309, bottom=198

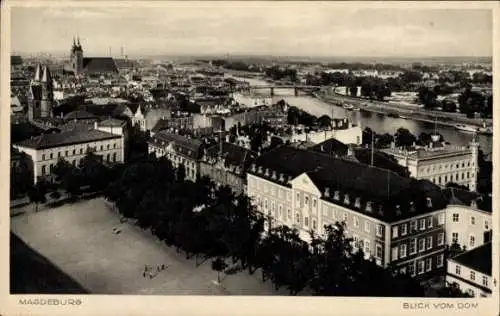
left=410, top=220, right=417, bottom=232
left=364, top=240, right=371, bottom=255
left=58, top=152, right=61, bottom=158
left=50, top=153, right=53, bottom=159
left=455, top=265, right=461, bottom=275
left=114, top=143, right=116, bottom=149
left=401, top=223, right=407, bottom=236
left=343, top=213, right=348, bottom=223
left=112, top=153, right=117, bottom=162
left=418, top=261, right=425, bottom=274
left=470, top=216, right=476, bottom=225
left=392, top=226, right=398, bottom=239
left=392, top=247, right=398, bottom=261
left=264, top=199, right=268, bottom=210
left=427, top=217, right=433, bottom=228
left=304, top=217, right=309, bottom=227
left=312, top=220, right=317, bottom=230
left=409, top=239, right=417, bottom=254
left=42, top=154, right=45, bottom=160
left=469, top=235, right=475, bottom=248
left=313, top=199, right=317, bottom=208
left=452, top=232, right=458, bottom=243
left=376, top=244, right=383, bottom=259
left=418, top=239, right=425, bottom=252
left=482, top=276, right=488, bottom=287
left=287, top=209, right=291, bottom=220
left=353, top=216, right=359, bottom=228
left=485, top=220, right=489, bottom=230
left=452, top=213, right=459, bottom=222
left=100, top=145, right=103, bottom=151
left=305, top=196, right=309, bottom=206
left=107, top=144, right=110, bottom=150
left=438, top=214, right=445, bottom=225
left=426, top=236, right=433, bottom=250
left=376, top=224, right=384, bottom=237
left=399, top=244, right=407, bottom=258
left=41, top=165, right=46, bottom=175
left=425, top=258, right=432, bottom=272
left=278, top=205, right=283, bottom=218
left=296, top=193, right=300, bottom=203
left=296, top=213, right=300, bottom=224
left=470, top=271, right=475, bottom=281
left=436, top=254, right=444, bottom=268
left=438, top=233, right=444, bottom=246
left=419, top=219, right=426, bottom=231
left=364, top=221, right=370, bottom=233
left=409, top=262, right=416, bottom=276
left=352, top=235, right=359, bottom=248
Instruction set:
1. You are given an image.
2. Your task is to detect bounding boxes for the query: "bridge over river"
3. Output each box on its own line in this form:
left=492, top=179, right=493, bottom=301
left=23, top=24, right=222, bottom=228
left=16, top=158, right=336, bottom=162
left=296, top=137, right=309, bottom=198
left=244, top=84, right=329, bottom=96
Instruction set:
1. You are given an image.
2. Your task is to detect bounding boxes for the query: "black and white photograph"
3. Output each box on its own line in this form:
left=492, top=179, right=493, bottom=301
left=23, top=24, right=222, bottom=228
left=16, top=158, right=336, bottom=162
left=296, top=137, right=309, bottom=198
left=2, top=1, right=498, bottom=315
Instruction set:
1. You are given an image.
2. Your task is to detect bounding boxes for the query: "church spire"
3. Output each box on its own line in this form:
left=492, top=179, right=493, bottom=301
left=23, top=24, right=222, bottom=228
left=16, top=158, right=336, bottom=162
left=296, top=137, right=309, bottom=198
left=77, top=36, right=81, bottom=48
left=41, top=65, right=52, bottom=83
left=34, top=64, right=42, bottom=81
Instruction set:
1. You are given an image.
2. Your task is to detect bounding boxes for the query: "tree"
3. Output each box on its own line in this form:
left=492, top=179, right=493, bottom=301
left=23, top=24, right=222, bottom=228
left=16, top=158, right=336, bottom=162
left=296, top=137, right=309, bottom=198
left=418, top=87, right=438, bottom=109
left=52, top=158, right=74, bottom=182
left=176, top=164, right=187, bottom=182
left=317, top=115, right=332, bottom=128
left=27, top=181, right=48, bottom=212
left=10, top=149, right=34, bottom=198
left=211, top=257, right=228, bottom=283
left=437, top=282, right=473, bottom=297
left=394, top=128, right=416, bottom=148
left=441, top=100, right=457, bottom=113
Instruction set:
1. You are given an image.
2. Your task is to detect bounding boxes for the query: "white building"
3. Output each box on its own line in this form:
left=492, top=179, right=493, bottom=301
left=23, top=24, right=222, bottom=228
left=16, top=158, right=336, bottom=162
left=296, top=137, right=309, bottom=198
left=13, top=129, right=124, bottom=184
left=232, top=92, right=272, bottom=108
left=284, top=118, right=362, bottom=146
left=446, top=243, right=492, bottom=297
left=380, top=136, right=479, bottom=191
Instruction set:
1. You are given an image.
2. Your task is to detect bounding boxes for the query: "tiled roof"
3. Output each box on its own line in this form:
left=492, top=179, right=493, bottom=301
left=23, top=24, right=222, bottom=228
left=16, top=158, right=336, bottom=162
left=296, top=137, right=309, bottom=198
left=64, top=110, right=97, bottom=120
left=149, top=131, right=203, bottom=160
left=151, top=119, right=170, bottom=134
left=250, top=146, right=448, bottom=222
left=204, top=142, right=258, bottom=170
left=82, top=57, right=118, bottom=74
left=451, top=243, right=492, bottom=276
left=15, top=129, right=120, bottom=150
left=57, top=121, right=94, bottom=133
left=443, top=187, right=491, bottom=213
left=99, top=118, right=126, bottom=127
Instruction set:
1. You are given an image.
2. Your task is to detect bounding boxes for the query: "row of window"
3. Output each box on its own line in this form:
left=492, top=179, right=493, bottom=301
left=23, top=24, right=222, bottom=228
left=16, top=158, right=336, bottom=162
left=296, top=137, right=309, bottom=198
left=392, top=214, right=444, bottom=239
left=429, top=172, right=474, bottom=186
left=40, top=153, right=118, bottom=175
left=452, top=213, right=489, bottom=229
left=352, top=237, right=384, bottom=260
left=41, top=143, right=118, bottom=161
left=404, top=254, right=444, bottom=276
left=454, top=265, right=489, bottom=287
left=321, top=204, right=385, bottom=238
left=420, top=160, right=474, bottom=174
left=451, top=232, right=479, bottom=248
left=262, top=198, right=318, bottom=231
left=392, top=233, right=445, bottom=261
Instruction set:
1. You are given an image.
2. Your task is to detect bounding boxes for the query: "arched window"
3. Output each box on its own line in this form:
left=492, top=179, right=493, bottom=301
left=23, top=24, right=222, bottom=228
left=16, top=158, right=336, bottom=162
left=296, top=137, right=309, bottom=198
left=41, top=165, right=46, bottom=175
left=113, top=153, right=117, bottom=162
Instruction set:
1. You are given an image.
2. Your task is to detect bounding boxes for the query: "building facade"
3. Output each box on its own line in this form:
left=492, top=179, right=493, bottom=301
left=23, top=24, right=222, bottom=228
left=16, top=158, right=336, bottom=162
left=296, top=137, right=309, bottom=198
left=147, top=131, right=203, bottom=181
left=13, top=129, right=124, bottom=184
left=446, top=243, right=492, bottom=297
left=282, top=119, right=363, bottom=146
left=380, top=137, right=479, bottom=191
left=246, top=146, right=448, bottom=276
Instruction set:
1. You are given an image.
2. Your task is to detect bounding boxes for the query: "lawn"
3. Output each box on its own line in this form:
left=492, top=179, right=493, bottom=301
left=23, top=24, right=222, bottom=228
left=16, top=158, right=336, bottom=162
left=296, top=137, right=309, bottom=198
left=10, top=197, right=285, bottom=295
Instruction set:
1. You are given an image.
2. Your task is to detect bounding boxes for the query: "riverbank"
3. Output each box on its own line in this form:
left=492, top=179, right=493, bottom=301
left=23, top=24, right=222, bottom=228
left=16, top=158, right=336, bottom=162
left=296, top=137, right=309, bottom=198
left=314, top=92, right=492, bottom=129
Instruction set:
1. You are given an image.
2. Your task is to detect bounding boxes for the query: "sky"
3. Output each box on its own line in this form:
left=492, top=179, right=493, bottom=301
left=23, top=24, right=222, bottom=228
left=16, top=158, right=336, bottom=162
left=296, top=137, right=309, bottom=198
left=11, top=4, right=493, bottom=58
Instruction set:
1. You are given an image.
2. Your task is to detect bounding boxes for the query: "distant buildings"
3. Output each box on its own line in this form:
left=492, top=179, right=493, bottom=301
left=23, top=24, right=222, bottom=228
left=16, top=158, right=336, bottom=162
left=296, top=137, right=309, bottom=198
left=380, top=135, right=479, bottom=191
left=232, top=92, right=273, bottom=108
left=64, top=37, right=118, bottom=76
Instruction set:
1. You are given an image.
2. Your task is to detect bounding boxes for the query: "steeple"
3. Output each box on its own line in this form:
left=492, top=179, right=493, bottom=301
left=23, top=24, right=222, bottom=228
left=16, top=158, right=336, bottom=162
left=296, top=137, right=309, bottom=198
left=34, top=64, right=42, bottom=81
left=41, top=65, right=51, bottom=83
left=76, top=36, right=82, bottom=50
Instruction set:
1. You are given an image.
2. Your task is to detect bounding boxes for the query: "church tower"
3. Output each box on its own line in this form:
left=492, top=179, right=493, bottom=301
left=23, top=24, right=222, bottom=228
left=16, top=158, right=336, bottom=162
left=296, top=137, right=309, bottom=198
left=40, top=65, right=54, bottom=118
left=70, top=36, right=84, bottom=75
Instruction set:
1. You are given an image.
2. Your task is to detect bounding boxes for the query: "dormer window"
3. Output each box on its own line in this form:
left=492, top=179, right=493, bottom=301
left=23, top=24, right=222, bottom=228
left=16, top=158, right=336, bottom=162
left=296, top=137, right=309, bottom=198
left=271, top=171, right=277, bottom=180
left=395, top=205, right=402, bottom=216
left=354, top=197, right=361, bottom=208
left=377, top=205, right=384, bottom=216
left=324, top=188, right=330, bottom=198
left=251, top=164, right=257, bottom=172
left=334, top=190, right=340, bottom=200
left=279, top=173, right=285, bottom=182
left=264, top=168, right=270, bottom=177
left=409, top=201, right=416, bottom=212
left=258, top=166, right=263, bottom=174
left=365, top=201, right=373, bottom=212
left=426, top=197, right=432, bottom=208
left=470, top=199, right=478, bottom=209
left=344, top=194, right=350, bottom=205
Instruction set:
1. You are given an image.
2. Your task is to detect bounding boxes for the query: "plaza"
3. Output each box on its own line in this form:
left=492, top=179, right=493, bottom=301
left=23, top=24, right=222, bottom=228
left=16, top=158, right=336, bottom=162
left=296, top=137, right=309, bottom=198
left=10, top=197, right=285, bottom=295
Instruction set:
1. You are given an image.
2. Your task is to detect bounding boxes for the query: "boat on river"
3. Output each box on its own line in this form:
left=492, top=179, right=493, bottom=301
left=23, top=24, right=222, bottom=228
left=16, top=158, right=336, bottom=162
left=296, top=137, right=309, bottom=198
left=455, top=124, right=479, bottom=133
left=343, top=104, right=355, bottom=110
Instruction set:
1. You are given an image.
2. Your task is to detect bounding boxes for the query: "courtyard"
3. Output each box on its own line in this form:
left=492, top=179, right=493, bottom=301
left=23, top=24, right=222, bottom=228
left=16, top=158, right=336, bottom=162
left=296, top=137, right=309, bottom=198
left=10, top=197, right=286, bottom=295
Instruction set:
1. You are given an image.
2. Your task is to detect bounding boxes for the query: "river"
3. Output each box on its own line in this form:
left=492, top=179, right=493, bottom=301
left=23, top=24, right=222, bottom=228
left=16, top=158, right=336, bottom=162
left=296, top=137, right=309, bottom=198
left=229, top=76, right=493, bottom=157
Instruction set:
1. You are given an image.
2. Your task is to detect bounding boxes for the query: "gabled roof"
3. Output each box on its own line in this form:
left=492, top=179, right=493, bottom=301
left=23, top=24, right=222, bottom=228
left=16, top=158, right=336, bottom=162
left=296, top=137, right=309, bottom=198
left=450, top=243, right=492, bottom=276
left=99, top=118, right=126, bottom=128
left=149, top=131, right=203, bottom=160
left=82, top=57, right=118, bottom=74
left=204, top=142, right=258, bottom=170
left=250, top=146, right=448, bottom=222
left=15, top=129, right=120, bottom=150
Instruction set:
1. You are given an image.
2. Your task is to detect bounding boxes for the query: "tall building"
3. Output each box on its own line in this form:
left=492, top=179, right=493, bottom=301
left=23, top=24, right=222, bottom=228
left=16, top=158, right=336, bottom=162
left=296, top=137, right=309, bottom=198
left=64, top=36, right=118, bottom=76
left=28, top=64, right=54, bottom=121
left=380, top=135, right=479, bottom=191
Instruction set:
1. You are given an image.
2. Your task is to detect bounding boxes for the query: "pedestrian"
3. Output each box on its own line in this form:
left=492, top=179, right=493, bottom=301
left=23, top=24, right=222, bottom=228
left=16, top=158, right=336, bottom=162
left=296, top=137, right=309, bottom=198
left=161, top=264, right=165, bottom=270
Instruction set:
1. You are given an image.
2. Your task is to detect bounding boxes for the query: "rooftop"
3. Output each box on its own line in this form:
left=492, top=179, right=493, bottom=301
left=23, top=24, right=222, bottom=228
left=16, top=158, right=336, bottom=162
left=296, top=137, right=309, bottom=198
left=250, top=146, right=448, bottom=222
left=15, top=129, right=120, bottom=150
left=203, top=142, right=258, bottom=171
left=99, top=118, right=126, bottom=128
left=149, top=131, right=203, bottom=160
left=451, top=243, right=492, bottom=276
left=381, top=143, right=471, bottom=160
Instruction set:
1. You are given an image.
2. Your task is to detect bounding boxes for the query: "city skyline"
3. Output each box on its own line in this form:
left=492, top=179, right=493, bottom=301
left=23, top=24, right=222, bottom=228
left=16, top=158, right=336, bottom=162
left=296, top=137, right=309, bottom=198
left=11, top=5, right=492, bottom=58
